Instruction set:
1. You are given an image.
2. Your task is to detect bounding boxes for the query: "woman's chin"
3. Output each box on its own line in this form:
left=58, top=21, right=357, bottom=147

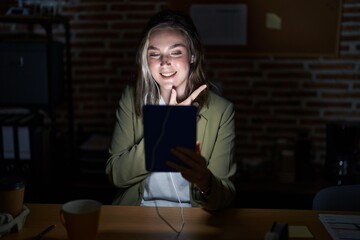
left=160, top=82, right=174, bottom=90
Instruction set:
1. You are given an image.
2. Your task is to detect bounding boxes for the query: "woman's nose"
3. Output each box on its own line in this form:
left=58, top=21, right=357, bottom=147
left=160, top=56, right=171, bottom=66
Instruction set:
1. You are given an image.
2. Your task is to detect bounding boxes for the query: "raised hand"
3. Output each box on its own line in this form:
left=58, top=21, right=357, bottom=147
left=169, top=84, right=207, bottom=106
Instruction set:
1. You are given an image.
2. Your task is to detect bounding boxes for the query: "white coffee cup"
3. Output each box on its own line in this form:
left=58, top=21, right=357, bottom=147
left=60, top=199, right=102, bottom=240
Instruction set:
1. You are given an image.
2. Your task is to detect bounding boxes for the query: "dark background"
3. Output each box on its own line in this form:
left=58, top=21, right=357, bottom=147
left=0, top=0, right=359, bottom=209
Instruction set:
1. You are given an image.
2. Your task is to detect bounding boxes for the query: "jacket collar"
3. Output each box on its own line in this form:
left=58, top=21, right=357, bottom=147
left=196, top=103, right=209, bottom=149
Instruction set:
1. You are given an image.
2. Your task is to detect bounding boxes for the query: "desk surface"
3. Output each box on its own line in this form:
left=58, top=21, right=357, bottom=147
left=3, top=204, right=358, bottom=240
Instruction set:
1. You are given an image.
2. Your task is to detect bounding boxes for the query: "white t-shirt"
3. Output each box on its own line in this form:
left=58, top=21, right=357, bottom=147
left=141, top=172, right=191, bottom=207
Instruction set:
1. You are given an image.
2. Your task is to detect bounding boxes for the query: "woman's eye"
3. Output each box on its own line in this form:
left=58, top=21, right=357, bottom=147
left=149, top=53, right=160, bottom=58
left=171, top=51, right=182, bottom=56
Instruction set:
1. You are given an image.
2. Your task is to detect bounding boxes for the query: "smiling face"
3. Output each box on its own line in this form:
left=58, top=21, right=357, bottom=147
left=147, top=27, right=191, bottom=102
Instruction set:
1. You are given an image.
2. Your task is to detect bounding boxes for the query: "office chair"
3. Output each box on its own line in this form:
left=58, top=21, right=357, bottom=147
left=312, top=184, right=360, bottom=211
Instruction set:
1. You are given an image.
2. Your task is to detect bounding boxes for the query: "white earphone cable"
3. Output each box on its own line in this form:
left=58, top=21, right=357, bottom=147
left=150, top=172, right=185, bottom=234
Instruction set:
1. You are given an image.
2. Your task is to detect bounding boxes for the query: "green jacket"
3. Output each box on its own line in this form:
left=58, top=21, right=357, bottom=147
left=106, top=86, right=237, bottom=210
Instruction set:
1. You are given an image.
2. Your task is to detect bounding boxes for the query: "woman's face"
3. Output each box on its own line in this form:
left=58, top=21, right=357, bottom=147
left=147, top=27, right=191, bottom=98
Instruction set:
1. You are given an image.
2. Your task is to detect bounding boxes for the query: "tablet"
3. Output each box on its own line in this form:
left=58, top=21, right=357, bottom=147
left=143, top=105, right=197, bottom=172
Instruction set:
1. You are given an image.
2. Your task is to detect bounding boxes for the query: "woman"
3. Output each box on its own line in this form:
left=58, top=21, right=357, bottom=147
left=106, top=10, right=236, bottom=211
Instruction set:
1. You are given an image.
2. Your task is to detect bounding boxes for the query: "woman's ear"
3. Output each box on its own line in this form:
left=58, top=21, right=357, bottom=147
left=190, top=55, right=195, bottom=63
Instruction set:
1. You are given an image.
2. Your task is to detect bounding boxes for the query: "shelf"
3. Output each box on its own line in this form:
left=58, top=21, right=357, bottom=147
left=0, top=15, right=74, bottom=202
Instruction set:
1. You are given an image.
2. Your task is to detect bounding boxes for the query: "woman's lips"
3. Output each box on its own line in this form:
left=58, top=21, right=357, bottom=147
left=160, top=72, right=176, bottom=78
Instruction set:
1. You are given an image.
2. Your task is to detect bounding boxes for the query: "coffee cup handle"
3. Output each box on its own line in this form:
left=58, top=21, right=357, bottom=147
left=59, top=209, right=66, bottom=227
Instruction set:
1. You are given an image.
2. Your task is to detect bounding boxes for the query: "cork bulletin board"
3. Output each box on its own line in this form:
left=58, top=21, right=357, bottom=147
left=167, top=0, right=343, bottom=57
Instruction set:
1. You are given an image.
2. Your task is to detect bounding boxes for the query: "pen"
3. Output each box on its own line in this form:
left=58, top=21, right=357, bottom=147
left=32, top=224, right=56, bottom=240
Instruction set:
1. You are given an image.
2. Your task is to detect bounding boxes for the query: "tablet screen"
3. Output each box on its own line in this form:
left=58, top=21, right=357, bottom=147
left=143, top=105, right=197, bottom=172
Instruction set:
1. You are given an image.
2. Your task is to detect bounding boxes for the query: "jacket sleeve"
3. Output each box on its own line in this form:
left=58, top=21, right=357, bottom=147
left=191, top=100, right=237, bottom=210
left=106, top=86, right=149, bottom=188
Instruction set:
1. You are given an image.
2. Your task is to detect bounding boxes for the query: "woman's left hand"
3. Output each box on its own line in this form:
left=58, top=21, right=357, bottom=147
left=169, top=84, right=207, bottom=106
left=166, top=143, right=211, bottom=192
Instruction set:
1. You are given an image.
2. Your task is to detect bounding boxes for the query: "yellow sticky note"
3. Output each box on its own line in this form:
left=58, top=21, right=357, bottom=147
left=266, top=13, right=282, bottom=30
left=289, top=226, right=314, bottom=238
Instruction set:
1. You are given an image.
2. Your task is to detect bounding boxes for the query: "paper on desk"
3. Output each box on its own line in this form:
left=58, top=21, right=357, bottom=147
left=319, top=214, right=360, bottom=240
left=289, top=226, right=314, bottom=238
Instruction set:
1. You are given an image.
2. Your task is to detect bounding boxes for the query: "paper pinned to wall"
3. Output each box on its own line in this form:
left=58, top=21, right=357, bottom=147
left=190, top=4, right=247, bottom=46
left=266, top=13, right=282, bottom=30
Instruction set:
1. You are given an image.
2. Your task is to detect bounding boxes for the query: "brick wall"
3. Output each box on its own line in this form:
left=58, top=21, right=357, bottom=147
left=1, top=0, right=359, bottom=177
left=62, top=1, right=166, bottom=132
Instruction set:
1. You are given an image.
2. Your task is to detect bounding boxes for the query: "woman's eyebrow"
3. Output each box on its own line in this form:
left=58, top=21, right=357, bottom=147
left=147, top=43, right=187, bottom=51
left=147, top=46, right=158, bottom=51
left=169, top=43, right=187, bottom=49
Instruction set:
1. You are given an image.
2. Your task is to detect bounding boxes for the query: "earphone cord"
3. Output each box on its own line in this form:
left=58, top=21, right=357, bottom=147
left=150, top=87, right=185, bottom=234
left=151, top=172, right=185, bottom=235
left=170, top=172, right=185, bottom=232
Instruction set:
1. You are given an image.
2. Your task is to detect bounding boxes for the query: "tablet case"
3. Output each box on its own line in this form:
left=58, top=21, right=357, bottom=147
left=143, top=105, right=197, bottom=172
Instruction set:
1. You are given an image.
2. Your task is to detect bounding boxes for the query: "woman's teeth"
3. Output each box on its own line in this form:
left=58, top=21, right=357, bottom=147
left=161, top=72, right=176, bottom=77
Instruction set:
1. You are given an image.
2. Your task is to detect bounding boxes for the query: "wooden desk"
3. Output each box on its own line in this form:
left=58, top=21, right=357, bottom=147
left=2, top=204, right=357, bottom=240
